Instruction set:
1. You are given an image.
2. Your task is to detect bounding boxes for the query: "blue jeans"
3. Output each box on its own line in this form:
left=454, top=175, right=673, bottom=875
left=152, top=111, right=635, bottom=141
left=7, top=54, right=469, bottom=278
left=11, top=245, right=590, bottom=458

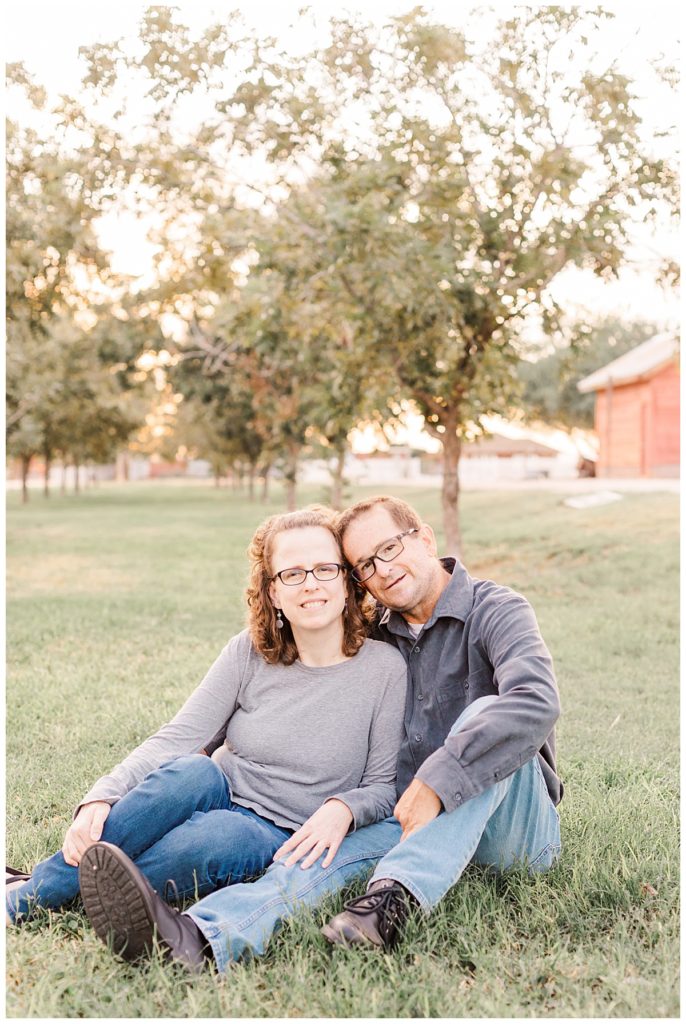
left=7, top=755, right=292, bottom=922
left=187, top=697, right=561, bottom=971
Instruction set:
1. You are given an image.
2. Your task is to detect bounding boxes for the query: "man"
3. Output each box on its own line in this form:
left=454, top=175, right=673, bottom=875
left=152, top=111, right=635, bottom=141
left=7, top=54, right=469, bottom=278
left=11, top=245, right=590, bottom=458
left=317, top=494, right=562, bottom=949
left=76, top=494, right=562, bottom=970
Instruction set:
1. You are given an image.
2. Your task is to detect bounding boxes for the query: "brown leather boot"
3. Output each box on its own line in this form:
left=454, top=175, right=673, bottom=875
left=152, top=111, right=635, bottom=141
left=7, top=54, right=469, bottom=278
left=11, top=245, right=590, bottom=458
left=79, top=842, right=212, bottom=973
left=321, top=878, right=414, bottom=950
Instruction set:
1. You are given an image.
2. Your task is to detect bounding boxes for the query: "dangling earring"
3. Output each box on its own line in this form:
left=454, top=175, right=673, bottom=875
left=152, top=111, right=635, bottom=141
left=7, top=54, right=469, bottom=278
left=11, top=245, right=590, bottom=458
left=276, top=608, right=284, bottom=630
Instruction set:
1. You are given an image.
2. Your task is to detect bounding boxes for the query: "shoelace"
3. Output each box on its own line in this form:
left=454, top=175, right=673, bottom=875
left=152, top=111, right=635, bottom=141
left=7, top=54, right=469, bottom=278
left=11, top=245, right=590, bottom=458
left=163, top=878, right=180, bottom=905
left=344, top=884, right=408, bottom=946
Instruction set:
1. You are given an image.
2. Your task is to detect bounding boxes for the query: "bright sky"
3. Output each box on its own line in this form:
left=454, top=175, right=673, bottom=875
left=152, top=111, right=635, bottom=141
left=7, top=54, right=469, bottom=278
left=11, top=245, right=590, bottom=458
left=5, top=2, right=681, bottom=451
left=5, top=1, right=682, bottom=83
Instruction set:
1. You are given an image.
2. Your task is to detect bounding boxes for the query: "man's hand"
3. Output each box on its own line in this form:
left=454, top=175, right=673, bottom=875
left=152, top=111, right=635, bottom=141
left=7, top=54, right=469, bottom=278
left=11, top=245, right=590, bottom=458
left=62, top=801, right=111, bottom=867
left=394, top=779, right=442, bottom=841
left=273, top=799, right=353, bottom=869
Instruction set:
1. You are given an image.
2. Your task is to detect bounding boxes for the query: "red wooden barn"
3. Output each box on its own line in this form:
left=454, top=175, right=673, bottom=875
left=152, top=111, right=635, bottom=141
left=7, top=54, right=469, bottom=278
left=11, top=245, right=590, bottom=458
left=577, top=333, right=679, bottom=478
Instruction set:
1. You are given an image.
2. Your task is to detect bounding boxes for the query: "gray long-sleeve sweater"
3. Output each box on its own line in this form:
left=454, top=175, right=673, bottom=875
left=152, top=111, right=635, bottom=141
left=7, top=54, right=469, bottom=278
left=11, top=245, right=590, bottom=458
left=79, top=632, right=407, bottom=831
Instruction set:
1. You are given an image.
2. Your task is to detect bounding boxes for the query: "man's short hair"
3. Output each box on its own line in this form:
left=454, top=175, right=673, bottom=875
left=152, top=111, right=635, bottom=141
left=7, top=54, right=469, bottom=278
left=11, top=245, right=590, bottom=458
left=337, top=495, right=422, bottom=544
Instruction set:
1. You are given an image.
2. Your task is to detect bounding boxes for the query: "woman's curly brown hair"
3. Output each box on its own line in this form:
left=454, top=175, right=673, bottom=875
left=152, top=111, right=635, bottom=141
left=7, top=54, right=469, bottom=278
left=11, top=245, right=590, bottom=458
left=246, top=505, right=374, bottom=665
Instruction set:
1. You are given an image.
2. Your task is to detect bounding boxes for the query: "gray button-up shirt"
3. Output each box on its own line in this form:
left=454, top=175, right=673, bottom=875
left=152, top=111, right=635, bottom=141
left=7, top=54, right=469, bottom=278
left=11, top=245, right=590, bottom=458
left=374, top=558, right=562, bottom=813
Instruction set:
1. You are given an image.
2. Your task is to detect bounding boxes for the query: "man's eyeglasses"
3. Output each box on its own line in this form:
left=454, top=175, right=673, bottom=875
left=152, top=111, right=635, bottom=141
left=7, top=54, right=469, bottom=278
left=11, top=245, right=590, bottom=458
left=271, top=563, right=345, bottom=586
left=351, top=528, right=419, bottom=583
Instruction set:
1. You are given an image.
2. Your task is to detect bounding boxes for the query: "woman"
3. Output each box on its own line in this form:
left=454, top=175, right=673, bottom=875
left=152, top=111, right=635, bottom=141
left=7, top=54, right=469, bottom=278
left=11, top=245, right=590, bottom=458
left=6, top=506, right=406, bottom=962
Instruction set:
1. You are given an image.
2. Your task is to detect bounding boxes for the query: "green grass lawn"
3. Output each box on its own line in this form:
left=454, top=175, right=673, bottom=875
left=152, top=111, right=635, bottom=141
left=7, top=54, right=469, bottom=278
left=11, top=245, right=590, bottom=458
left=5, top=481, right=680, bottom=1017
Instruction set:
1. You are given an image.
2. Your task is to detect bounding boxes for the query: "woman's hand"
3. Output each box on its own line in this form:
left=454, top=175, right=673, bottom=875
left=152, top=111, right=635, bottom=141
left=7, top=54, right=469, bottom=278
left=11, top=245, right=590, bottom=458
left=62, top=801, right=112, bottom=867
left=273, top=799, right=353, bottom=870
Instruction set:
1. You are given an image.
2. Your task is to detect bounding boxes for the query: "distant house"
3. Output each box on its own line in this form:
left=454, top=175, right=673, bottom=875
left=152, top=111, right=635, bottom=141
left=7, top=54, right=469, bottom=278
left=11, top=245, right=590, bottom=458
left=577, top=333, right=679, bottom=478
left=148, top=456, right=189, bottom=479
left=420, top=433, right=572, bottom=482
left=347, top=446, right=420, bottom=483
left=461, top=433, right=559, bottom=460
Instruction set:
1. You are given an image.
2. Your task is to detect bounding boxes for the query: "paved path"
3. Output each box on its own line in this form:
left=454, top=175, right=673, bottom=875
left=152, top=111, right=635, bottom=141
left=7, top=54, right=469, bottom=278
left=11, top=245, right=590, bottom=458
left=394, top=474, right=680, bottom=494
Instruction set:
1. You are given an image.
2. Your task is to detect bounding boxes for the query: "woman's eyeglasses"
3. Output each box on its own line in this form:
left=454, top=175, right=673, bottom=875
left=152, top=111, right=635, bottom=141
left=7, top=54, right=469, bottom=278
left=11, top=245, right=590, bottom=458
left=271, top=563, right=345, bottom=586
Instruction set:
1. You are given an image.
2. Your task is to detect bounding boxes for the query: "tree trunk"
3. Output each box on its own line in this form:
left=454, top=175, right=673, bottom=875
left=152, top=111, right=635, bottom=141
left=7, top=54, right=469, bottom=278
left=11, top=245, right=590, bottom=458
left=61, top=462, right=68, bottom=495
left=441, top=430, right=462, bottom=558
left=115, top=450, right=129, bottom=482
left=248, top=461, right=256, bottom=501
left=74, top=459, right=81, bottom=494
left=261, top=464, right=271, bottom=502
left=284, top=445, right=298, bottom=511
left=43, top=449, right=51, bottom=498
left=285, top=477, right=297, bottom=512
left=330, top=445, right=347, bottom=510
left=21, top=454, right=31, bottom=503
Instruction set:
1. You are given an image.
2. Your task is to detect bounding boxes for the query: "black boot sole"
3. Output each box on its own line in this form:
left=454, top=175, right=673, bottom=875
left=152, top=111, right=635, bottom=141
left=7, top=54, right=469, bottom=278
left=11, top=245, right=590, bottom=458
left=79, top=843, right=157, bottom=962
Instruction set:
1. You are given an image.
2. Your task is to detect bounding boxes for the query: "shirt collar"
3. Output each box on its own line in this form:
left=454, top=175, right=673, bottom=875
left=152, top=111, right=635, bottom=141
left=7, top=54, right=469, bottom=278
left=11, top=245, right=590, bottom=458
left=378, top=556, right=475, bottom=635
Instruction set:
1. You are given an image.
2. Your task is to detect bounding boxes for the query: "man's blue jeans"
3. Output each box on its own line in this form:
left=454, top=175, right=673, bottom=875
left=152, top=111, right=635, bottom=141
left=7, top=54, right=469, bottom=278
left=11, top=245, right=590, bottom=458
left=187, top=696, right=561, bottom=972
left=6, top=755, right=292, bottom=922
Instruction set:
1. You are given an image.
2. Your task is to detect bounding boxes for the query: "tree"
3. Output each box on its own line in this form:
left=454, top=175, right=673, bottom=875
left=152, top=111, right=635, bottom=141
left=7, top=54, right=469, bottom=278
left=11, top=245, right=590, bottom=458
left=185, top=7, right=681, bottom=550
left=7, top=310, right=140, bottom=499
left=170, top=200, right=397, bottom=511
left=76, top=8, right=678, bottom=550
left=171, top=341, right=268, bottom=493
left=172, top=273, right=323, bottom=511
left=6, top=414, right=41, bottom=504
left=49, top=317, right=139, bottom=491
left=239, top=187, right=395, bottom=509
left=6, top=64, right=142, bottom=497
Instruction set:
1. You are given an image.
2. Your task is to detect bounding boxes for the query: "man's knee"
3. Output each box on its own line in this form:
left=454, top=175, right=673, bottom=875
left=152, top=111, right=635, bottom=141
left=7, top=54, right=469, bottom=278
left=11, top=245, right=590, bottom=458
left=448, top=694, right=498, bottom=737
left=261, top=819, right=401, bottom=899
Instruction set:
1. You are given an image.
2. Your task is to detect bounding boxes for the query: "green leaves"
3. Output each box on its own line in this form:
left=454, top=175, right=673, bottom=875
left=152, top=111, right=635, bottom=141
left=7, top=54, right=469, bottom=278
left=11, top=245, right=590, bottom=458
left=8, top=5, right=677, bottom=534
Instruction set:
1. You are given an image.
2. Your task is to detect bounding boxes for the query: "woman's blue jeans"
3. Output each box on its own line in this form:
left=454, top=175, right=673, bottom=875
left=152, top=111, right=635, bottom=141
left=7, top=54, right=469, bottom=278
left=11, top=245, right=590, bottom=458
left=186, top=696, right=561, bottom=972
left=7, top=755, right=292, bottom=922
